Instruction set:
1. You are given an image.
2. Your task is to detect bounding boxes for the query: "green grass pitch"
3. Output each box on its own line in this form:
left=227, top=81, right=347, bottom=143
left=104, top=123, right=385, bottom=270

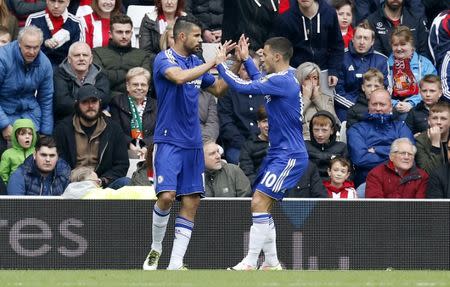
left=1, top=270, right=450, bottom=287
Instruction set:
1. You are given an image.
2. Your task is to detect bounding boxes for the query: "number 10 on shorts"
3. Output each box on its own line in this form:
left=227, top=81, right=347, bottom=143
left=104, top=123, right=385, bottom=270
left=261, top=171, right=278, bottom=191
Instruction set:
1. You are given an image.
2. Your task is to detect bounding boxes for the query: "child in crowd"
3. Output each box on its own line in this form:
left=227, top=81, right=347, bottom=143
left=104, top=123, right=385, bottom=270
left=334, top=0, right=354, bottom=49
left=0, top=119, right=36, bottom=184
left=346, top=68, right=384, bottom=129
left=306, top=110, right=348, bottom=180
left=0, top=26, right=11, bottom=46
left=323, top=156, right=357, bottom=198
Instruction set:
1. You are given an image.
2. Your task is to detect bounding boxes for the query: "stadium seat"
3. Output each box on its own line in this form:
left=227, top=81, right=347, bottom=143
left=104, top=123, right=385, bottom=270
left=126, top=5, right=155, bottom=48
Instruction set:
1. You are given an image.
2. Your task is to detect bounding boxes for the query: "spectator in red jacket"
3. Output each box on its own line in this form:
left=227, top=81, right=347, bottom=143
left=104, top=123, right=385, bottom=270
left=365, top=137, right=428, bottom=198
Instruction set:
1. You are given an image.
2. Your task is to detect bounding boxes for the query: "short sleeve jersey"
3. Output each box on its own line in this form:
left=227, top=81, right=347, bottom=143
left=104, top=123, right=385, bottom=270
left=153, top=48, right=216, bottom=148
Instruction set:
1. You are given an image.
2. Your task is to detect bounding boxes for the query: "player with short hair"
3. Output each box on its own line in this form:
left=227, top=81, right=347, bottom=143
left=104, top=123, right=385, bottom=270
left=216, top=35, right=308, bottom=270
left=142, top=15, right=235, bottom=271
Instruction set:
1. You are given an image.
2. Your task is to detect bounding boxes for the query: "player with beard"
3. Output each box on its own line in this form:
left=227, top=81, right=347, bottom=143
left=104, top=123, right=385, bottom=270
left=54, top=84, right=130, bottom=189
left=142, top=15, right=236, bottom=270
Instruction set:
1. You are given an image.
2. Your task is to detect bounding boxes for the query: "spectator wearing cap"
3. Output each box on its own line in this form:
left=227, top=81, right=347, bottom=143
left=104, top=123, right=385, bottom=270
left=53, top=41, right=111, bottom=124
left=54, top=85, right=130, bottom=189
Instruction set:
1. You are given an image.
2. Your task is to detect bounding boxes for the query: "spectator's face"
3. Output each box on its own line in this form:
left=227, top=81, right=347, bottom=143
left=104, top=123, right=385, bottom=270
left=19, top=33, right=42, bottom=64
left=0, top=33, right=11, bottom=47
left=391, top=36, right=414, bottom=60
left=16, top=129, right=33, bottom=149
left=312, top=124, right=333, bottom=144
left=34, top=146, right=58, bottom=176
left=368, top=91, right=392, bottom=114
left=78, top=98, right=101, bottom=121
left=352, top=27, right=374, bottom=54
left=389, top=142, right=414, bottom=174
left=257, top=118, right=269, bottom=140
left=68, top=43, right=93, bottom=74
left=327, top=161, right=350, bottom=186
left=98, top=0, right=116, bottom=14
left=161, top=0, right=177, bottom=14
left=386, top=0, right=404, bottom=10
left=46, top=0, right=69, bottom=17
left=204, top=143, right=222, bottom=170
left=304, top=70, right=319, bottom=87
left=336, top=4, right=352, bottom=31
left=110, top=23, right=133, bottom=47
left=428, top=111, right=450, bottom=136
left=182, top=25, right=202, bottom=54
left=420, top=82, right=442, bottom=107
left=361, top=78, right=383, bottom=99
left=127, top=75, right=149, bottom=102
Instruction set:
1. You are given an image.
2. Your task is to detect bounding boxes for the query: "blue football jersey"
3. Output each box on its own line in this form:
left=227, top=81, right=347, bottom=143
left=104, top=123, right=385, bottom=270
left=153, top=48, right=216, bottom=148
left=217, top=59, right=306, bottom=155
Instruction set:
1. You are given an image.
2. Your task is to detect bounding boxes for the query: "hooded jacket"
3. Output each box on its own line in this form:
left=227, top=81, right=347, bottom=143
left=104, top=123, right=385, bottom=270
left=0, top=41, right=53, bottom=135
left=305, top=110, right=348, bottom=180
left=7, top=154, right=71, bottom=196
left=270, top=0, right=344, bottom=76
left=0, top=119, right=37, bottom=183
left=53, top=59, right=111, bottom=123
left=347, top=113, right=414, bottom=186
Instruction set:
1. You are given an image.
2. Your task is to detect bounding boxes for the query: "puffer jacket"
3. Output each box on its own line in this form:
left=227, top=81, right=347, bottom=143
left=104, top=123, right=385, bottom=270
left=347, top=113, right=414, bottom=185
left=0, top=41, right=53, bottom=135
left=7, top=155, right=71, bottom=196
left=305, top=110, right=348, bottom=180
left=185, top=0, right=223, bottom=31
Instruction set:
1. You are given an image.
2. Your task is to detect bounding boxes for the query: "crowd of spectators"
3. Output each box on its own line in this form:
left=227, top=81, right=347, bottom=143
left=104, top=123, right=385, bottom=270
left=0, top=0, right=449, bottom=199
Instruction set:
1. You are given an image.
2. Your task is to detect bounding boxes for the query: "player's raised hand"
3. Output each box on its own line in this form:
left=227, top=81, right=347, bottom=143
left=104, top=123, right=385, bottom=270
left=222, top=39, right=237, bottom=54
left=237, top=34, right=250, bottom=61
left=215, top=43, right=228, bottom=65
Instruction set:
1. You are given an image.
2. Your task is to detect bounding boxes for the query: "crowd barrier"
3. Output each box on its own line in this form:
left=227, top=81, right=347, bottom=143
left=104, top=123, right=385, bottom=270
left=0, top=198, right=448, bottom=270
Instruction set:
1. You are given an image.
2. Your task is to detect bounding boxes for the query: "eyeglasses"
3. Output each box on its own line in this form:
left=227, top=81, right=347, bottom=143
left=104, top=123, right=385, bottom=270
left=393, top=151, right=414, bottom=157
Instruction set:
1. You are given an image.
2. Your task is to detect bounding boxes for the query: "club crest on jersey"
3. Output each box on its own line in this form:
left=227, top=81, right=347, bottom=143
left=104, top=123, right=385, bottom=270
left=158, top=175, right=164, bottom=184
left=187, top=79, right=202, bottom=89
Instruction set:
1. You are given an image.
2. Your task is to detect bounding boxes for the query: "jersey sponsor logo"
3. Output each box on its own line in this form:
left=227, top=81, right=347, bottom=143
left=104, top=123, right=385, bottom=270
left=187, top=79, right=202, bottom=89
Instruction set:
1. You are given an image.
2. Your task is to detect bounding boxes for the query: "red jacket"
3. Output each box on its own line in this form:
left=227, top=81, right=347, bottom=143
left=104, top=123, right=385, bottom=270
left=365, top=161, right=428, bottom=198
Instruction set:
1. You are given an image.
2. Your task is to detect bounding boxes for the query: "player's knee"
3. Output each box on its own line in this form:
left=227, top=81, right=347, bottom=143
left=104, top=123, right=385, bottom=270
left=157, top=192, right=176, bottom=209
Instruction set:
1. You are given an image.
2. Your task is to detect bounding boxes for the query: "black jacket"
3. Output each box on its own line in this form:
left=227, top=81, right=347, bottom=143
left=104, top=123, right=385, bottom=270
left=239, top=134, right=269, bottom=186
left=53, top=60, right=111, bottom=123
left=185, top=0, right=223, bottom=31
left=405, top=101, right=429, bottom=135
left=286, top=161, right=327, bottom=198
left=54, top=115, right=130, bottom=184
left=306, top=110, right=348, bottom=180
left=110, top=93, right=158, bottom=147
left=346, top=94, right=368, bottom=129
left=427, top=162, right=450, bottom=198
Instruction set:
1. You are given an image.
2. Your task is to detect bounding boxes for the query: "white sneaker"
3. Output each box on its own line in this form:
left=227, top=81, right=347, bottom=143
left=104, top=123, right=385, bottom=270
left=143, top=250, right=160, bottom=270
left=227, top=261, right=256, bottom=271
left=258, top=262, right=283, bottom=271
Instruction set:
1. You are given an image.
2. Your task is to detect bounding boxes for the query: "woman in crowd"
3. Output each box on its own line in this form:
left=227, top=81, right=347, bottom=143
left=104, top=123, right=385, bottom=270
left=110, top=67, right=157, bottom=159
left=83, top=0, right=121, bottom=48
left=388, top=25, right=437, bottom=120
left=296, top=62, right=339, bottom=141
left=139, top=0, right=186, bottom=55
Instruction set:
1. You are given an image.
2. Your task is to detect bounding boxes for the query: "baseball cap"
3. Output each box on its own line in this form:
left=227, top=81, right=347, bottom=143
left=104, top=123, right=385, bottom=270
left=76, top=85, right=101, bottom=102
